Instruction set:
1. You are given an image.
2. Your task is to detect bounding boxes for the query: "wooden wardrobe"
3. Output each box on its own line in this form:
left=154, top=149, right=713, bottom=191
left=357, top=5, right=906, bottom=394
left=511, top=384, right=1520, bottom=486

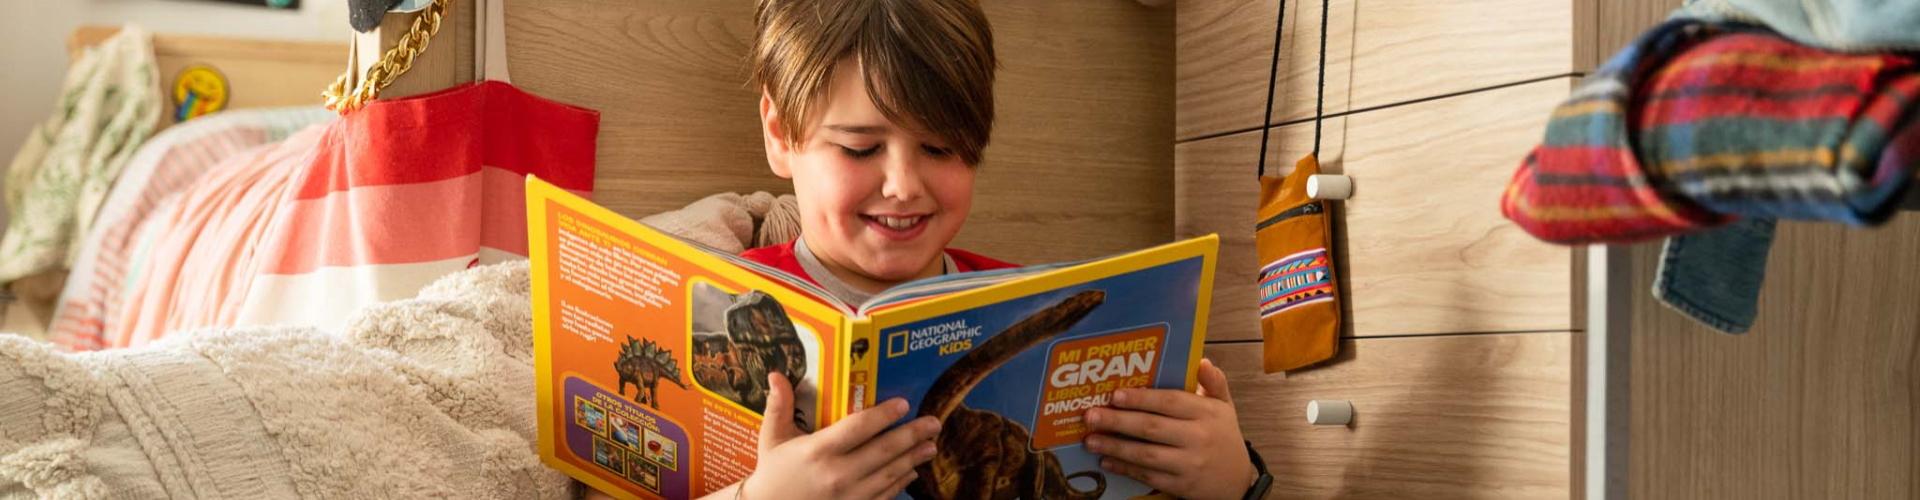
left=1595, top=2, right=1920, bottom=499
left=1179, top=1, right=1582, bottom=497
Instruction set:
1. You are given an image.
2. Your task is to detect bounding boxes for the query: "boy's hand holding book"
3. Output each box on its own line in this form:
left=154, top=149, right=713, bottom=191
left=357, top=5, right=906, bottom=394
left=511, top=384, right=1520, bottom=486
left=740, top=372, right=941, bottom=500
left=1083, top=359, right=1258, bottom=500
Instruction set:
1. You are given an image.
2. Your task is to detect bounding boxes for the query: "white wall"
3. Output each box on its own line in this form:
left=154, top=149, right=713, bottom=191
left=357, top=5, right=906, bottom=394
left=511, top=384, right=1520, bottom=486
left=0, top=0, right=351, bottom=223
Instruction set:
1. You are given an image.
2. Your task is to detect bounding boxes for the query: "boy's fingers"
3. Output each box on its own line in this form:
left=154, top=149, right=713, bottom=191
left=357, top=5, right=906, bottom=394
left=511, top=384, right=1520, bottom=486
left=1101, top=457, right=1183, bottom=494
left=858, top=440, right=934, bottom=499
left=1085, top=408, right=1192, bottom=446
left=1084, top=434, right=1192, bottom=474
left=759, top=372, right=802, bottom=450
left=871, top=470, right=919, bottom=500
left=1111, top=387, right=1209, bottom=420
left=1196, top=358, right=1234, bottom=403
left=849, top=416, right=941, bottom=472
left=815, top=398, right=910, bottom=453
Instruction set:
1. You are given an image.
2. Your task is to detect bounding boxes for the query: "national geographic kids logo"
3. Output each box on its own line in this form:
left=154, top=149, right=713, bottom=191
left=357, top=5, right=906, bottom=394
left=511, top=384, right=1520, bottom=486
left=171, top=65, right=229, bottom=122
left=885, top=319, right=984, bottom=358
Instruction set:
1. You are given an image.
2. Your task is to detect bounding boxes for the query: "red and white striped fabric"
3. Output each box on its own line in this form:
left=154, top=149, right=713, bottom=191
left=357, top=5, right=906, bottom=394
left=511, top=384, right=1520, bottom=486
left=49, top=107, right=331, bottom=351
left=231, top=81, right=597, bottom=334
left=84, top=82, right=596, bottom=348
left=107, top=126, right=328, bottom=347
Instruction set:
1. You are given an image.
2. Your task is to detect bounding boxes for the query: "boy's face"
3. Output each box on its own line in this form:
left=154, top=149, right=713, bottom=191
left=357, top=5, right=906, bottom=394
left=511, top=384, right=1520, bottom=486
left=761, top=60, right=975, bottom=287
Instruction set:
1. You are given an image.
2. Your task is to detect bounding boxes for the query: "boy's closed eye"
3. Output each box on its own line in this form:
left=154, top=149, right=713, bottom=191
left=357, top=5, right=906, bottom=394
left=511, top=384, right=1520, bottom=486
left=839, top=144, right=881, bottom=158
left=834, top=143, right=956, bottom=159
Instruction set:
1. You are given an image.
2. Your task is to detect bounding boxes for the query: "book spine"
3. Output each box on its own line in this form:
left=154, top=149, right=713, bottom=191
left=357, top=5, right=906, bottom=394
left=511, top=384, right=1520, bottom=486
left=840, top=317, right=879, bottom=422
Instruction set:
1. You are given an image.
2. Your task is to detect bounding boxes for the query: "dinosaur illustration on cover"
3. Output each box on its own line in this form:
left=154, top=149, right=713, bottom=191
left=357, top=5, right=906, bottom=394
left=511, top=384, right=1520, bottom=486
left=908, top=290, right=1110, bottom=500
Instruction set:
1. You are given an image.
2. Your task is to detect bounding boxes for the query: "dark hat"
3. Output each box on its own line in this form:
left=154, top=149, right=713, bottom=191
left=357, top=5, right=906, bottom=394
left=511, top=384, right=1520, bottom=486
left=348, top=0, right=406, bottom=33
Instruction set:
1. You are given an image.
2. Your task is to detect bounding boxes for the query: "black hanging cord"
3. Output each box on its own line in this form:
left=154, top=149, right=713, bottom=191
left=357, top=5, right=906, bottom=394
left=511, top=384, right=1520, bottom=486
left=1255, top=0, right=1332, bottom=177
left=1311, top=0, right=1328, bottom=158
left=1255, top=0, right=1285, bottom=178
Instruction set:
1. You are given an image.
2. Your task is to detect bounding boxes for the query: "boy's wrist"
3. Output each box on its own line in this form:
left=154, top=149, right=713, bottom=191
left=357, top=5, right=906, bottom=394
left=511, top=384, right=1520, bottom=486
left=1241, top=440, right=1273, bottom=500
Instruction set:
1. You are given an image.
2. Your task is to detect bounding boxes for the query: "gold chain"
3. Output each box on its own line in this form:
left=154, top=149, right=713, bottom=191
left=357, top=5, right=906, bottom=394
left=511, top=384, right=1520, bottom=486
left=323, top=0, right=450, bottom=113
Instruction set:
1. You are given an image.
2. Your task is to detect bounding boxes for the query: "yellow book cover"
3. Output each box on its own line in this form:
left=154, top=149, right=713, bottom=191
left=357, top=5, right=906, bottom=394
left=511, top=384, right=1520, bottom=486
left=527, top=177, right=1218, bottom=499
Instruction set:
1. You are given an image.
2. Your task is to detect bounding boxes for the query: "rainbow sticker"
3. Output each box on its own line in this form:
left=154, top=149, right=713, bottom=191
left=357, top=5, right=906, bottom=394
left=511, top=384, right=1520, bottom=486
left=171, top=65, right=229, bottom=122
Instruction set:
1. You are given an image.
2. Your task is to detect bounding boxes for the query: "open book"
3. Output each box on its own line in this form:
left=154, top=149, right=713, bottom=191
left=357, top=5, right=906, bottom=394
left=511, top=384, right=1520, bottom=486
left=527, top=177, right=1218, bottom=499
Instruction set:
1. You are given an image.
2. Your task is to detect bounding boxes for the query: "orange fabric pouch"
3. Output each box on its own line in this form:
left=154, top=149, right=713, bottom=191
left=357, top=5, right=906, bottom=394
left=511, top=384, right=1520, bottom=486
left=1255, top=155, right=1341, bottom=372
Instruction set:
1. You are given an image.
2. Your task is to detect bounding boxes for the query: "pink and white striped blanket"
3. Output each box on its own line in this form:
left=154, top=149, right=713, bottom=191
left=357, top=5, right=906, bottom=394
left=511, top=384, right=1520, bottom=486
left=62, top=81, right=597, bottom=348
left=48, top=107, right=330, bottom=350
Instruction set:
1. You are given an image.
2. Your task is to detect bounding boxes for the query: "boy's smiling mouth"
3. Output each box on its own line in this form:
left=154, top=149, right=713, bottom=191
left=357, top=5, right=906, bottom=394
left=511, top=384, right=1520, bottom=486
left=860, top=213, right=932, bottom=241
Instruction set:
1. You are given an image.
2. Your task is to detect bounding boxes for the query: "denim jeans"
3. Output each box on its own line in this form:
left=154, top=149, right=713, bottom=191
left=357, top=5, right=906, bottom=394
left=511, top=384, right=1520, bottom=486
left=1675, top=0, right=1920, bottom=51
left=1651, top=218, right=1777, bottom=334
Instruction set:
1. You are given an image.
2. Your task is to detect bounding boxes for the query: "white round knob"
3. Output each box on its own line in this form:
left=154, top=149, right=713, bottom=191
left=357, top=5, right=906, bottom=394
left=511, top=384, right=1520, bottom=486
left=1307, top=174, right=1353, bottom=200
left=1306, top=400, right=1353, bottom=426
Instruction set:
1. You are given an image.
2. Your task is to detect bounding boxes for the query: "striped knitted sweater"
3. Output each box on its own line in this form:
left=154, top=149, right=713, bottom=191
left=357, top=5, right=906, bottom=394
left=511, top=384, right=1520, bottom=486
left=1502, top=20, right=1920, bottom=244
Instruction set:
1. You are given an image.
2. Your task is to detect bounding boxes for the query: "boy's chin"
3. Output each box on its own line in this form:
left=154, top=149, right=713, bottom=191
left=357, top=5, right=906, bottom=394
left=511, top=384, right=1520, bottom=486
left=859, top=263, right=933, bottom=283
left=854, top=252, right=943, bottom=283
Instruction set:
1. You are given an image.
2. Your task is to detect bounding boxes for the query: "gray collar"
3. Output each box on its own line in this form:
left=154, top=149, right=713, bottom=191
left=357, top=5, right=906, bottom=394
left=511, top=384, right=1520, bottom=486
left=793, top=236, right=952, bottom=307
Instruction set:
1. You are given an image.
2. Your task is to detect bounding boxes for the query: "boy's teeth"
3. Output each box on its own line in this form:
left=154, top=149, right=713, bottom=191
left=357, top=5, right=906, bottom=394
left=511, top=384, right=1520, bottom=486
left=876, top=216, right=921, bottom=229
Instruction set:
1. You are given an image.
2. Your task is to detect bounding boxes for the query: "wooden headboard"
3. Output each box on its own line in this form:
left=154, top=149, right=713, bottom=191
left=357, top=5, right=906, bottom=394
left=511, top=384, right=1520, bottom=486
left=362, top=0, right=1174, bottom=264
left=68, top=26, right=346, bottom=127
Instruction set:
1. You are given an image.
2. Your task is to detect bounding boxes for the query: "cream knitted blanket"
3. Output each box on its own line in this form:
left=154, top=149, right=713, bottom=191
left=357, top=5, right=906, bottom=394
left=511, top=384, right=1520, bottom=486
left=0, top=190, right=799, bottom=498
left=0, top=261, right=570, bottom=499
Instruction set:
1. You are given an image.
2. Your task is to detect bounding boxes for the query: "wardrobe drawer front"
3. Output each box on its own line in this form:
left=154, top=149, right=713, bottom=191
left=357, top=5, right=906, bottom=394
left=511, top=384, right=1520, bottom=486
left=1178, top=0, right=1574, bottom=139
left=1208, top=332, right=1572, bottom=499
left=1176, top=78, right=1573, bottom=341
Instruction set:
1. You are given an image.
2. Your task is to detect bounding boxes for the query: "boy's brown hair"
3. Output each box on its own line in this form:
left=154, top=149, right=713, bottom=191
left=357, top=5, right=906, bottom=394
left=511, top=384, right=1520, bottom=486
left=750, top=0, right=998, bottom=165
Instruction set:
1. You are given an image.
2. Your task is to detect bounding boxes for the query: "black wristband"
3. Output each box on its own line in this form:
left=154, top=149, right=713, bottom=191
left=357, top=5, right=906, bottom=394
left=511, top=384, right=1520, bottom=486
left=1242, top=441, right=1273, bottom=500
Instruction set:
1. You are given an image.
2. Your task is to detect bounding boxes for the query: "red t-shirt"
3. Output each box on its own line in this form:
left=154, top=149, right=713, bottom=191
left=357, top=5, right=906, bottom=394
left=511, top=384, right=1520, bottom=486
left=738, top=240, right=1016, bottom=289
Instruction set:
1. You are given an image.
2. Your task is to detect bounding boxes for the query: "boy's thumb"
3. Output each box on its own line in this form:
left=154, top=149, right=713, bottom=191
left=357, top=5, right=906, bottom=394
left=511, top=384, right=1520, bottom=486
left=759, top=372, right=803, bottom=450
left=1196, top=358, right=1233, bottom=403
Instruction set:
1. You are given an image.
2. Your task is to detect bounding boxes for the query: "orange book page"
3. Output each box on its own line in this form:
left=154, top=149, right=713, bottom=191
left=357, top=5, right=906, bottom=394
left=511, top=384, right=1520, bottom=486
left=531, top=183, right=843, bottom=500
left=1032, top=324, right=1166, bottom=449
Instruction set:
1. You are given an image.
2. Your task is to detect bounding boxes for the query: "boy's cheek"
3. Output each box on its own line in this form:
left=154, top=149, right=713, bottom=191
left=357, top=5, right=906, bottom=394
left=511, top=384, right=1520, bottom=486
left=924, top=163, right=974, bottom=199
left=791, top=159, right=866, bottom=220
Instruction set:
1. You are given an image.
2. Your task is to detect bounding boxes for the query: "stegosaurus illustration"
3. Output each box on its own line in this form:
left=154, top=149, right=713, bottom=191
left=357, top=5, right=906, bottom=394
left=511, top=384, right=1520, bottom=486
left=615, top=337, right=687, bottom=409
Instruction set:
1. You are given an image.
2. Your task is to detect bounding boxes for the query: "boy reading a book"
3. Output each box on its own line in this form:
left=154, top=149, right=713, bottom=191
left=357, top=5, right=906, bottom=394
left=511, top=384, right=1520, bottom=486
left=644, top=1, right=1266, bottom=498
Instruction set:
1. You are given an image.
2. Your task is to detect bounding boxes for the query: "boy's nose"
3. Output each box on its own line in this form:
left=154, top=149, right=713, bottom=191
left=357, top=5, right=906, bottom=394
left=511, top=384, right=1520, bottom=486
left=880, top=153, right=927, bottom=201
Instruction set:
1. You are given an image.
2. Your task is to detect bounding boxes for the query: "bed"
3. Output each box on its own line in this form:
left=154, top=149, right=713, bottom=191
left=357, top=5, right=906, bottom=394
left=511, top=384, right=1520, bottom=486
left=0, top=27, right=348, bottom=340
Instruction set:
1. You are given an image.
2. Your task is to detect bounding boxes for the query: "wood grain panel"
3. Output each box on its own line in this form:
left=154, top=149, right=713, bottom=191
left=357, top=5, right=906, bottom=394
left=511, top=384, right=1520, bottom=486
left=1176, top=0, right=1572, bottom=141
left=1626, top=215, right=1920, bottom=499
left=1210, top=332, right=1572, bottom=499
left=498, top=0, right=1172, bottom=265
left=952, top=1, right=1175, bottom=264
left=1574, top=0, right=1599, bottom=72
left=70, top=26, right=346, bottom=125
left=506, top=0, right=776, bottom=220
left=1592, top=0, right=1681, bottom=72
left=1176, top=79, right=1572, bottom=341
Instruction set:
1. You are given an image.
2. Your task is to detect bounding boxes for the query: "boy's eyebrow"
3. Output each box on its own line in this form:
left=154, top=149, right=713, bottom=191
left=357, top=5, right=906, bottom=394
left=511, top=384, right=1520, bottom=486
left=822, top=124, right=888, bottom=135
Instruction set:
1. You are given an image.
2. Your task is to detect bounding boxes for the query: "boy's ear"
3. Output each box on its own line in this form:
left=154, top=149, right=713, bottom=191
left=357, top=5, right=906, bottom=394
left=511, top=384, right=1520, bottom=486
left=760, top=92, right=793, bottom=179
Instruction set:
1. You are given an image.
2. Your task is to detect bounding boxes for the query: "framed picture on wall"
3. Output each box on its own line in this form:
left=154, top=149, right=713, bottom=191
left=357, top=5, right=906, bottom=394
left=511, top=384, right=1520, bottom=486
left=191, top=0, right=300, bottom=9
